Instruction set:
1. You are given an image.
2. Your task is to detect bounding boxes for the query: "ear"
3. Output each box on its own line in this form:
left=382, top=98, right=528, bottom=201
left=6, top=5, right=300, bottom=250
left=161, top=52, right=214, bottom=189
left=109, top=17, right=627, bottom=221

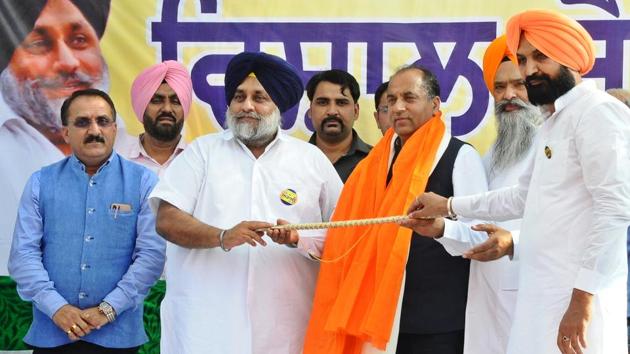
left=373, top=112, right=381, bottom=129
left=306, top=107, right=312, bottom=118
left=353, top=103, right=360, bottom=121
left=431, top=96, right=441, bottom=115
left=62, top=126, right=71, bottom=144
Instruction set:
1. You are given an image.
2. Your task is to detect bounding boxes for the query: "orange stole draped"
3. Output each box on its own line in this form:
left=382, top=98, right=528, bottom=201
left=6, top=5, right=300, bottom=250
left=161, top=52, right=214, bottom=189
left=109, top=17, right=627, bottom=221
left=303, top=113, right=446, bottom=354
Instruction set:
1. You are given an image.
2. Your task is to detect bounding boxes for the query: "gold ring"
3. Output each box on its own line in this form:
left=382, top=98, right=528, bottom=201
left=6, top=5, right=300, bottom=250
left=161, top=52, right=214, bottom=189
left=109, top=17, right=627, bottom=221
left=66, top=329, right=72, bottom=335
left=562, top=335, right=570, bottom=342
left=71, top=324, right=79, bottom=331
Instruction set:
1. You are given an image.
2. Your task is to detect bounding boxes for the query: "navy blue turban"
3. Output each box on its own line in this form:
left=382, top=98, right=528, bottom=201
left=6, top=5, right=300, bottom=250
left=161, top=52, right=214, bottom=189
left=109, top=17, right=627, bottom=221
left=0, top=0, right=111, bottom=72
left=224, top=52, right=304, bottom=113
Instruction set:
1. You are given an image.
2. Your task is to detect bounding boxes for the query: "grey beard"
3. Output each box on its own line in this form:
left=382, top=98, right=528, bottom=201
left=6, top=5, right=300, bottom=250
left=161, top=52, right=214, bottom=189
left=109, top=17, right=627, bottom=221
left=225, top=108, right=281, bottom=148
left=491, top=99, right=542, bottom=174
left=0, top=63, right=110, bottom=132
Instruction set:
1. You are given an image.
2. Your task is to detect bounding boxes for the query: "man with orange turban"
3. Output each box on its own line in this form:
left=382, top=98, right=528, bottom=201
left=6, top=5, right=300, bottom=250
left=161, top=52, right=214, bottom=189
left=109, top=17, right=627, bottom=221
left=407, top=35, right=542, bottom=354
left=407, top=9, right=630, bottom=354
left=303, top=64, right=487, bottom=354
left=115, top=61, right=192, bottom=177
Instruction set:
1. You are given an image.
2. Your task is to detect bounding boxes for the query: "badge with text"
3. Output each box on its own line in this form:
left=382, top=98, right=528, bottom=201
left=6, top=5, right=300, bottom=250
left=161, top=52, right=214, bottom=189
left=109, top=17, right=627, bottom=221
left=544, top=146, right=552, bottom=159
left=280, top=188, right=298, bottom=206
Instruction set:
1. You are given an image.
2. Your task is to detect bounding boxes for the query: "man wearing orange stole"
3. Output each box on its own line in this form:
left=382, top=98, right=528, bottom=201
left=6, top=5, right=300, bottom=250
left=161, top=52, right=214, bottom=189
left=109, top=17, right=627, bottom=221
left=304, top=65, right=487, bottom=354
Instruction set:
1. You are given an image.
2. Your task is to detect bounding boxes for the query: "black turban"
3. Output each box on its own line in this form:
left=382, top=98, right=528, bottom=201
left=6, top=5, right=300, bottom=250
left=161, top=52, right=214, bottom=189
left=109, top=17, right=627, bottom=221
left=224, top=52, right=304, bottom=113
left=0, top=0, right=111, bottom=71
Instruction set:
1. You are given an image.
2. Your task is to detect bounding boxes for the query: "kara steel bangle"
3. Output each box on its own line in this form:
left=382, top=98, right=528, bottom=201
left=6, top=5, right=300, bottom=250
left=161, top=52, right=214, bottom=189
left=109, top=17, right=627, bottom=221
left=219, top=229, right=231, bottom=252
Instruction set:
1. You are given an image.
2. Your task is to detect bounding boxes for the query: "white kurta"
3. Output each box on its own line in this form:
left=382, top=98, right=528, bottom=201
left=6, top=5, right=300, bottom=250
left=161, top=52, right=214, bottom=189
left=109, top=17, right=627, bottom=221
left=0, top=97, right=64, bottom=276
left=453, top=80, right=630, bottom=354
left=149, top=130, right=343, bottom=354
left=439, top=140, right=537, bottom=354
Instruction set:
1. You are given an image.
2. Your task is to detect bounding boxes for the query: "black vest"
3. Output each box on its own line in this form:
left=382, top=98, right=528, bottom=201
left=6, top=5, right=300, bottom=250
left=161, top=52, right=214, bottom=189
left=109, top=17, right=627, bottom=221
left=399, top=137, right=471, bottom=334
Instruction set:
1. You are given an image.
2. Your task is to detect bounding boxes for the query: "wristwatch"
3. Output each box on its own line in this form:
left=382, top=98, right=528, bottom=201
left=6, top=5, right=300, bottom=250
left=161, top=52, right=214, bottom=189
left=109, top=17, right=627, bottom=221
left=98, top=301, right=116, bottom=323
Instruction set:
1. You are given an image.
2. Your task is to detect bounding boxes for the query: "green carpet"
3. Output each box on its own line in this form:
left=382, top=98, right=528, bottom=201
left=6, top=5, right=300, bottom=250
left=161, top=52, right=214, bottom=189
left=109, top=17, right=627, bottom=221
left=0, top=277, right=165, bottom=354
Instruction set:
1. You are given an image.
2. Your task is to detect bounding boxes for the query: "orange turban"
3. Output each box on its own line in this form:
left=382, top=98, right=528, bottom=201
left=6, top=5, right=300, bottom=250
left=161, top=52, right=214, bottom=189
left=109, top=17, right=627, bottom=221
left=482, top=35, right=517, bottom=93
left=506, top=9, right=595, bottom=75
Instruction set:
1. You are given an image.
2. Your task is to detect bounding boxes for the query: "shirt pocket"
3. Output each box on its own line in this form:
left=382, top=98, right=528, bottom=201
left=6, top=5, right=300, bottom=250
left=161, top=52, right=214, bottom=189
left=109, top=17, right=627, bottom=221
left=107, top=206, right=137, bottom=243
left=537, top=138, right=572, bottom=186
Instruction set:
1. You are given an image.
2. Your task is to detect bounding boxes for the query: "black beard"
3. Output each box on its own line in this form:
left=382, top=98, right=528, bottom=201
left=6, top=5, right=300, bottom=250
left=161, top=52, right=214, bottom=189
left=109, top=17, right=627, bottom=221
left=525, top=66, right=576, bottom=106
left=143, top=113, right=184, bottom=141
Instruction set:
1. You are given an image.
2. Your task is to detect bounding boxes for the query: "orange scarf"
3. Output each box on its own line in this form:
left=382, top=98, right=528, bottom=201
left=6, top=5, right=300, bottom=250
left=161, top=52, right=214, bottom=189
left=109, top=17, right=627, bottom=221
left=303, top=113, right=446, bottom=354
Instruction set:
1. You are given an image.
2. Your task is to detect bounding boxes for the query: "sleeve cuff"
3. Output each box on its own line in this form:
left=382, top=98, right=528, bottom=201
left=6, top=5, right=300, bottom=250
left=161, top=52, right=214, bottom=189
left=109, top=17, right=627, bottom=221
left=36, top=290, right=69, bottom=319
left=436, top=219, right=465, bottom=256
left=510, top=230, right=520, bottom=261
left=296, top=230, right=324, bottom=260
left=452, top=196, right=473, bottom=217
left=103, top=287, right=133, bottom=315
left=574, top=267, right=605, bottom=295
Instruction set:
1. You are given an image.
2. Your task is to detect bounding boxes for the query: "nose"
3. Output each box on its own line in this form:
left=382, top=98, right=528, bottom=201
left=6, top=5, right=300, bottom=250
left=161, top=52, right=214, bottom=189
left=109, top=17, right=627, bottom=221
left=52, top=40, right=79, bottom=74
left=521, top=59, right=538, bottom=79
left=241, top=97, right=255, bottom=112
left=162, top=99, right=173, bottom=113
left=504, top=84, right=518, bottom=100
left=86, top=119, right=102, bottom=134
left=326, top=103, right=339, bottom=116
left=390, top=98, right=405, bottom=115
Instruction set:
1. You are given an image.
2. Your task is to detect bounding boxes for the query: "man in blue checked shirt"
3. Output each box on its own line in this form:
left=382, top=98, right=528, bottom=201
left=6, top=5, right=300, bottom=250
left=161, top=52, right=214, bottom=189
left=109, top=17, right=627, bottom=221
left=8, top=88, right=165, bottom=354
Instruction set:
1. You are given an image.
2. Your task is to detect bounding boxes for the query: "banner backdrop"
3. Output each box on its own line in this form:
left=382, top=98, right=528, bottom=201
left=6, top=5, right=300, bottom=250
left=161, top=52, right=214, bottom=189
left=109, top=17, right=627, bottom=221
left=1, top=0, right=629, bottom=352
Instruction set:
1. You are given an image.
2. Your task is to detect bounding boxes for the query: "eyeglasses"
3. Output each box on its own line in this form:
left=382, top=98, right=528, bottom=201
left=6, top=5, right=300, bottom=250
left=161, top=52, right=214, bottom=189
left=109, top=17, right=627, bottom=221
left=377, top=106, right=389, bottom=114
left=70, top=117, right=115, bottom=129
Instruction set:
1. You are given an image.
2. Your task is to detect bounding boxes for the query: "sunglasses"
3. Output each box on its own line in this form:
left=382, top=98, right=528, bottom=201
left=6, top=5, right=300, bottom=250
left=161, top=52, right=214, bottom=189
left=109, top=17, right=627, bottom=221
left=69, top=116, right=114, bottom=129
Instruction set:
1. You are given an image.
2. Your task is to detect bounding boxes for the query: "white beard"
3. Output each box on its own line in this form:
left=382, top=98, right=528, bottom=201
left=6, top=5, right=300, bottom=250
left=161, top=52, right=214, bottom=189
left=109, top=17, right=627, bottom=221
left=0, top=62, right=110, bottom=132
left=491, top=98, right=542, bottom=174
left=225, top=107, right=281, bottom=148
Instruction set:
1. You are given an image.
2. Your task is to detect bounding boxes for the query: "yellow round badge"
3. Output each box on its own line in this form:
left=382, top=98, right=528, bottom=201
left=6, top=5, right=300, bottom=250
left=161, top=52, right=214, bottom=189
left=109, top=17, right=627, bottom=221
left=280, top=189, right=298, bottom=206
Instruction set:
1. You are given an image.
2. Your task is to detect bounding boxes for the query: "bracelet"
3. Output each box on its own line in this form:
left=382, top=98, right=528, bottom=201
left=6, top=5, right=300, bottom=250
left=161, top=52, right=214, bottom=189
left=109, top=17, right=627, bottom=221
left=219, top=229, right=231, bottom=252
left=98, top=301, right=116, bottom=323
left=446, top=197, right=458, bottom=220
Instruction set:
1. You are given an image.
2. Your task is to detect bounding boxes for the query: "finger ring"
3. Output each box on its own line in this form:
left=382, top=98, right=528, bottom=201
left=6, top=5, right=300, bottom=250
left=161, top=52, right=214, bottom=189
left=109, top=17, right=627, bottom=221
left=71, top=324, right=79, bottom=331
left=562, top=335, right=570, bottom=342
left=66, top=329, right=72, bottom=335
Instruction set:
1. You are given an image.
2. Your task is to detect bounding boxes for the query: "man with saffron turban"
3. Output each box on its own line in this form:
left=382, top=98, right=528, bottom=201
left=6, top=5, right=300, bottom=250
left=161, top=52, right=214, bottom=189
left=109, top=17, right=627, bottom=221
left=149, top=51, right=343, bottom=354
left=405, top=35, right=542, bottom=354
left=408, top=9, right=630, bottom=354
left=303, top=64, right=487, bottom=354
left=116, top=61, right=192, bottom=177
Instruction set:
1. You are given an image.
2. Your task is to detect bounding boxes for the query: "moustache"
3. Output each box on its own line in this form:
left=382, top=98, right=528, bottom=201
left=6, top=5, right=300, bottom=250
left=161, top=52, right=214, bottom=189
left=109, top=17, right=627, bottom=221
left=234, top=111, right=263, bottom=121
left=525, top=73, right=551, bottom=87
left=156, top=113, right=176, bottom=122
left=496, top=98, right=529, bottom=113
left=32, top=71, right=98, bottom=90
left=321, top=116, right=343, bottom=126
left=84, top=135, right=105, bottom=144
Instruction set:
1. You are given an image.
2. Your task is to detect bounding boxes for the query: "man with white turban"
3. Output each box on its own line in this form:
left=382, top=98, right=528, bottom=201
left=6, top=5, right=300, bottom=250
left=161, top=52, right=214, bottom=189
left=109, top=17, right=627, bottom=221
left=115, top=60, right=193, bottom=176
left=406, top=9, right=630, bottom=354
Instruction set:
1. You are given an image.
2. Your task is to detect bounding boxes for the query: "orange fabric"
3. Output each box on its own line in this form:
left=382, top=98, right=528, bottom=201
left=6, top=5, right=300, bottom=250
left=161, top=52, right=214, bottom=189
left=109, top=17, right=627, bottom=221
left=506, top=9, right=595, bottom=75
left=303, top=113, right=446, bottom=354
left=483, top=35, right=517, bottom=93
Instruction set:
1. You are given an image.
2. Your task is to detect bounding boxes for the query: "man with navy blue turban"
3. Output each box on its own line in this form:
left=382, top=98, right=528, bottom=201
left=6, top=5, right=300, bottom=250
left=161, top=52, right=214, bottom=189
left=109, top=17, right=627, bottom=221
left=149, top=51, right=343, bottom=354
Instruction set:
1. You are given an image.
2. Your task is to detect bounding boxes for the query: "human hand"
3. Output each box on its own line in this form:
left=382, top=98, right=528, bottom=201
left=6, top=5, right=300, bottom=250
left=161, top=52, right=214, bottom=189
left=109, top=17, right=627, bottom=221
left=464, top=224, right=514, bottom=261
left=266, top=219, right=299, bottom=246
left=406, top=192, right=449, bottom=218
left=399, top=217, right=445, bottom=238
left=557, top=289, right=593, bottom=354
left=52, top=304, right=92, bottom=340
left=222, top=221, right=273, bottom=249
left=80, top=307, right=109, bottom=330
